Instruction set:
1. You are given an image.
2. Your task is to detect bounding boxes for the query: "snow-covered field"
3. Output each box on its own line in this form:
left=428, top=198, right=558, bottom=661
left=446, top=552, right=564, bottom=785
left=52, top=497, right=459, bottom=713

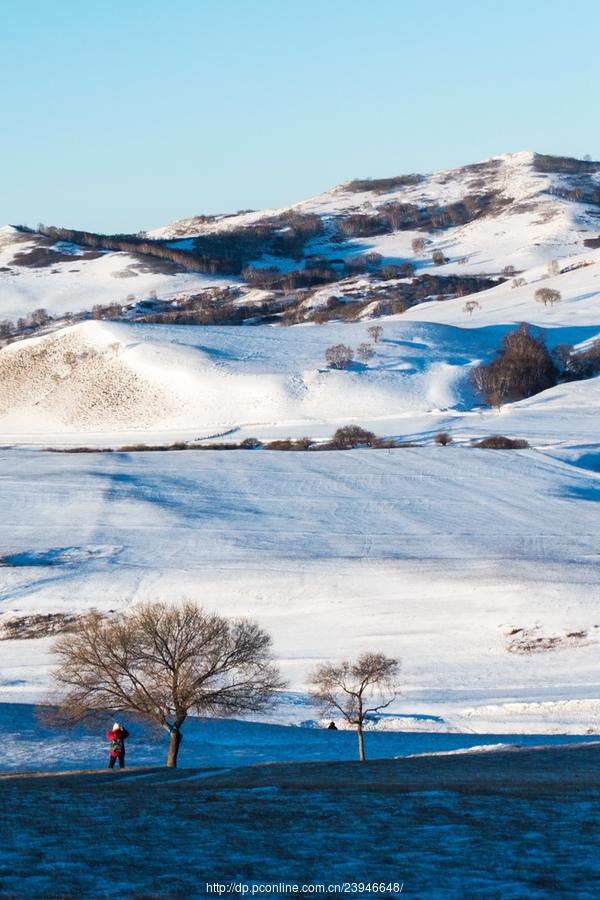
left=1, top=447, right=599, bottom=734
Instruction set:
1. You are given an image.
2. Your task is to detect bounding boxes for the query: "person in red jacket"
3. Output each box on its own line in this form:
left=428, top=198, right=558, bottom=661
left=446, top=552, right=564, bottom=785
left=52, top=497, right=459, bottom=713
left=106, top=722, right=129, bottom=769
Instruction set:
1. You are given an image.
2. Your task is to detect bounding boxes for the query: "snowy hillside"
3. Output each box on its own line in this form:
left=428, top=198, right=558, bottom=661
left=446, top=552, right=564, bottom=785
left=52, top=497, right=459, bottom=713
left=0, top=315, right=599, bottom=446
left=1, top=150, right=600, bottom=739
left=2, top=151, right=600, bottom=330
left=1, top=446, right=600, bottom=733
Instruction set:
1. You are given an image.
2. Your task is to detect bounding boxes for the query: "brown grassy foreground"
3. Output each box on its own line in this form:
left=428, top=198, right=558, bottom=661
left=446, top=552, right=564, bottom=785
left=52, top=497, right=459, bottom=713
left=0, top=744, right=598, bottom=898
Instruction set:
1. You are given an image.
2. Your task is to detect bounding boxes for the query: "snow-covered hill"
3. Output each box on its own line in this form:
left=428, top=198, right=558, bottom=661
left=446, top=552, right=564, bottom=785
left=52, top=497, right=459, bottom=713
left=0, top=315, right=599, bottom=446
left=1, top=150, right=600, bottom=737
left=2, top=151, right=600, bottom=327
left=151, top=150, right=600, bottom=278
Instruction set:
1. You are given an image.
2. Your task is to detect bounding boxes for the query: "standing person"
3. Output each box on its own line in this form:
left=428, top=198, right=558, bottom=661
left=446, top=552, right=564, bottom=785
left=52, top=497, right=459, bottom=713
left=106, top=722, right=129, bottom=769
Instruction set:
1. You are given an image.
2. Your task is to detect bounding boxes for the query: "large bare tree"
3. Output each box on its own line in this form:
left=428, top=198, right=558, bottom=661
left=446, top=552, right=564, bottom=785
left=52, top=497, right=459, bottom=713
left=52, top=601, right=285, bottom=767
left=309, top=652, right=400, bottom=762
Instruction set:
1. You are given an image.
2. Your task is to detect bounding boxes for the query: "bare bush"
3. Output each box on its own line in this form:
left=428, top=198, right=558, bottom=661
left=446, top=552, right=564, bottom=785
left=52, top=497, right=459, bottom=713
left=432, top=249, right=446, bottom=266
left=470, top=324, right=557, bottom=405
left=511, top=277, right=526, bottom=288
left=535, top=287, right=561, bottom=307
left=463, top=300, right=480, bottom=316
left=475, top=435, right=530, bottom=449
left=411, top=237, right=426, bottom=253
left=502, top=265, right=516, bottom=277
left=547, top=259, right=560, bottom=277
left=434, top=432, right=453, bottom=446
left=309, top=652, right=400, bottom=761
left=356, top=342, right=374, bottom=363
left=264, top=438, right=313, bottom=451
left=51, top=601, right=284, bottom=767
left=325, top=344, right=354, bottom=370
left=365, top=252, right=382, bottom=267
left=329, top=426, right=377, bottom=449
left=367, top=325, right=383, bottom=343
left=0, top=612, right=82, bottom=640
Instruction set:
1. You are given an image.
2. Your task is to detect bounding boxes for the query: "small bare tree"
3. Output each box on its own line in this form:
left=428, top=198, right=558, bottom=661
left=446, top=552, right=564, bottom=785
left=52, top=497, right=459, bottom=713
left=511, top=277, right=526, bottom=289
left=432, top=249, right=446, bottom=266
left=51, top=602, right=284, bottom=767
left=356, top=342, right=374, bottom=363
left=535, top=287, right=561, bottom=307
left=411, top=237, right=426, bottom=253
left=463, top=300, right=480, bottom=316
left=325, top=344, right=354, bottom=369
left=547, top=259, right=560, bottom=277
left=309, top=652, right=400, bottom=761
left=502, top=265, right=516, bottom=277
left=367, top=325, right=383, bottom=343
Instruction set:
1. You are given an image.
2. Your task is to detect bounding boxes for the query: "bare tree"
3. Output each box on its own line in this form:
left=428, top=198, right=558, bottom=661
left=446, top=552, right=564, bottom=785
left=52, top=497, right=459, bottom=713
left=367, top=325, right=383, bottom=343
left=463, top=300, right=480, bottom=316
left=432, top=249, right=446, bottom=266
left=30, top=308, right=50, bottom=328
left=51, top=601, right=284, bottom=767
left=325, top=344, right=354, bottom=369
left=329, top=425, right=377, bottom=449
left=535, top=287, right=561, bottom=307
left=411, top=237, right=426, bottom=253
left=502, top=265, right=515, bottom=277
left=309, top=652, right=400, bottom=761
left=356, top=342, right=374, bottom=363
left=511, top=277, right=526, bottom=289
left=547, top=259, right=560, bottom=277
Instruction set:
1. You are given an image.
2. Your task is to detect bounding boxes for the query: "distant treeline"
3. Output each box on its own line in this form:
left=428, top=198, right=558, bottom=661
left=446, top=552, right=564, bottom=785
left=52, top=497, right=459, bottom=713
left=18, top=213, right=325, bottom=277
left=533, top=153, right=600, bottom=174
left=334, top=193, right=510, bottom=238
left=342, top=173, right=425, bottom=193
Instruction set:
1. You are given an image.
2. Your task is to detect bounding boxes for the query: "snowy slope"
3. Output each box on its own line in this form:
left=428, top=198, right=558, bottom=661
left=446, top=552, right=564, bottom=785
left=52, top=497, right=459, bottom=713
left=2, top=150, right=600, bottom=738
left=0, top=226, right=231, bottom=322
left=1, top=317, right=599, bottom=446
left=1, top=447, right=599, bottom=733
left=3, top=151, right=600, bottom=324
left=151, top=150, right=600, bottom=276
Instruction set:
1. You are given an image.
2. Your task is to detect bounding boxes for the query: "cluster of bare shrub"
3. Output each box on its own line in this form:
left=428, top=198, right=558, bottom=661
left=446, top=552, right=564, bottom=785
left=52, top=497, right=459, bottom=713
left=334, top=193, right=508, bottom=239
left=0, top=307, right=56, bottom=343
left=471, top=324, right=558, bottom=405
left=554, top=337, right=600, bottom=380
left=474, top=435, right=529, bottom=449
left=53, top=425, right=419, bottom=455
left=324, top=328, right=383, bottom=369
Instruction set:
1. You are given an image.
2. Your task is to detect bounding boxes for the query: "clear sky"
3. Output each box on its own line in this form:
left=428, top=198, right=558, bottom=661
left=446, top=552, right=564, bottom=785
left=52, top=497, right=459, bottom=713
left=1, top=0, right=598, bottom=233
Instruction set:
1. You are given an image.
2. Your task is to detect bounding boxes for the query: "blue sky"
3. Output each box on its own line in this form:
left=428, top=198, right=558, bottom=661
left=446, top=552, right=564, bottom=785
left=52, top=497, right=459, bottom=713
left=1, top=0, right=598, bottom=232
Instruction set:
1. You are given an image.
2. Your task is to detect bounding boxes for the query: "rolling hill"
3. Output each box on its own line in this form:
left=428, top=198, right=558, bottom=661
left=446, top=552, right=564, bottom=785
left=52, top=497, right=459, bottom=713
left=1, top=151, right=599, bottom=738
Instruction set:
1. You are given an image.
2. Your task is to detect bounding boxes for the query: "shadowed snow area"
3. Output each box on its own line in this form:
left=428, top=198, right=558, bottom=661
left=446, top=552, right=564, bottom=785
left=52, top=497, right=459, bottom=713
left=0, top=702, right=598, bottom=774
left=0, top=743, right=598, bottom=898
